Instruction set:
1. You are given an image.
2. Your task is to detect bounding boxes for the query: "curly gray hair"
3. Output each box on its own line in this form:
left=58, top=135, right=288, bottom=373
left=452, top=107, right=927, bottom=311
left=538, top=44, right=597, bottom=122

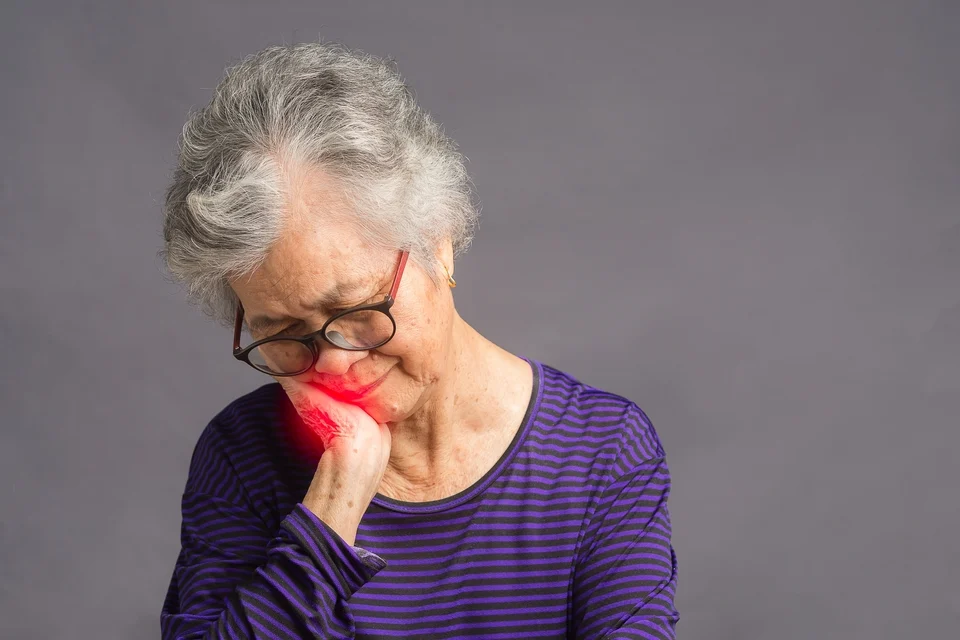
left=159, top=41, right=480, bottom=327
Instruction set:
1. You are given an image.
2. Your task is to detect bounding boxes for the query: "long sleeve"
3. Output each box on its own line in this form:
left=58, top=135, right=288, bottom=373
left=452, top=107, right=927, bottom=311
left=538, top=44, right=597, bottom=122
left=160, top=421, right=387, bottom=639
left=570, top=421, right=679, bottom=639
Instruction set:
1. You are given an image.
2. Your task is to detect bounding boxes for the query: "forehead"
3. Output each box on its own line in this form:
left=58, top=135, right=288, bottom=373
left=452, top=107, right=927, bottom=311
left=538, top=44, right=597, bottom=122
left=258, top=217, right=366, bottom=292
left=230, top=171, right=386, bottom=320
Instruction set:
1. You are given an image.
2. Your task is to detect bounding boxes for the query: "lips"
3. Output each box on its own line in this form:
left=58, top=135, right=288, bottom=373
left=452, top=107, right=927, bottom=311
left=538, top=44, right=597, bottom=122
left=310, top=370, right=389, bottom=400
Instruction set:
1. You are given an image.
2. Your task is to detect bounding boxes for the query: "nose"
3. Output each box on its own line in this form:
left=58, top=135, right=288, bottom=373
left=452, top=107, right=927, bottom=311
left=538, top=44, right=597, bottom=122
left=312, top=339, right=366, bottom=377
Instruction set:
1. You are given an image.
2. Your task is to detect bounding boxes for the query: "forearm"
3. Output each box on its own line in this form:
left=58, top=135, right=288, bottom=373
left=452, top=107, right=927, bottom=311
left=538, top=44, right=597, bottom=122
left=162, top=504, right=385, bottom=640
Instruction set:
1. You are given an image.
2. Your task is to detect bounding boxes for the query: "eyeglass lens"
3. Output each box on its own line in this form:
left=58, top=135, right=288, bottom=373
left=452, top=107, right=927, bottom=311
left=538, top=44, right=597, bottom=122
left=247, top=308, right=394, bottom=374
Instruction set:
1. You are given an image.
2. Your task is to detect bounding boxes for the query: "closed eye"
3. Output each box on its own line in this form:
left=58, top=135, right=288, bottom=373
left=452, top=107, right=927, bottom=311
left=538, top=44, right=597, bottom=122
left=258, top=289, right=386, bottom=339
left=263, top=306, right=356, bottom=339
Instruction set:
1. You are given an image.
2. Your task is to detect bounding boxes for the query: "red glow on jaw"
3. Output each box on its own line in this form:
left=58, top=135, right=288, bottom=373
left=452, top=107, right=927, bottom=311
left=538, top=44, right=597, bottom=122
left=295, top=382, right=379, bottom=441
left=291, top=395, right=367, bottom=450
left=280, top=371, right=390, bottom=456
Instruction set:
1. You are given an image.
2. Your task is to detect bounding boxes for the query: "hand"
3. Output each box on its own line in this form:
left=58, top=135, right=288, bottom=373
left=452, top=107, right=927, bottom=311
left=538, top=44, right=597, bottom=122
left=276, top=376, right=392, bottom=546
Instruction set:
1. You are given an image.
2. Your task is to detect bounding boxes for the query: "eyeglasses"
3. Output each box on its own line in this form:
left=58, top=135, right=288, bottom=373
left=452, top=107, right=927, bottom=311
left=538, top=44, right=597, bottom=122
left=232, top=251, right=409, bottom=376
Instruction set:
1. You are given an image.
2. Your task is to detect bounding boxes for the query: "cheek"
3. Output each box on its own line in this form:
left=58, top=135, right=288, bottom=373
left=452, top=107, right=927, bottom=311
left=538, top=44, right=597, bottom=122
left=377, top=281, right=451, bottom=369
left=377, top=396, right=406, bottom=420
left=395, top=310, right=446, bottom=360
left=373, top=316, right=440, bottom=384
left=388, top=304, right=431, bottom=350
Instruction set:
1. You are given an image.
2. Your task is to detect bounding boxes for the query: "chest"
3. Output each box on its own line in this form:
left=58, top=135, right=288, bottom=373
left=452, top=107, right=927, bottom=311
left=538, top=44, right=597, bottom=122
left=350, top=510, right=579, bottom=638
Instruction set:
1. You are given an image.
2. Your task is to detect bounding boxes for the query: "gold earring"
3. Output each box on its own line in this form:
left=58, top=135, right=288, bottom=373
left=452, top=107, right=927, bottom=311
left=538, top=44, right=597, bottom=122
left=445, top=265, right=456, bottom=288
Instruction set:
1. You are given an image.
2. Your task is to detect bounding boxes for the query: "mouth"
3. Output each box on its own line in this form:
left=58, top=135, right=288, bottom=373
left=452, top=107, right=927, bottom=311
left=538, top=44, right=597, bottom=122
left=309, top=369, right=390, bottom=400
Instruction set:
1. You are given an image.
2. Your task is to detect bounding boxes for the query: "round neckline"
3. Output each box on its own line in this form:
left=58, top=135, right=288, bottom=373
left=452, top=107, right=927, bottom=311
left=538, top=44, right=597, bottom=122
left=370, top=357, right=543, bottom=514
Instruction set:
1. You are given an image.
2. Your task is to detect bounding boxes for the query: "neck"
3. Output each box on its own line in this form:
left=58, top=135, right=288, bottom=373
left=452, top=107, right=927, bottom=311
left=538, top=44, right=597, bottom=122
left=381, top=310, right=528, bottom=495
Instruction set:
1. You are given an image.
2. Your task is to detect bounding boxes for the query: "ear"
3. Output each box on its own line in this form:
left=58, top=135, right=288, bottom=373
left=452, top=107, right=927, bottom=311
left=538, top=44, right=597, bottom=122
left=434, top=237, right=455, bottom=278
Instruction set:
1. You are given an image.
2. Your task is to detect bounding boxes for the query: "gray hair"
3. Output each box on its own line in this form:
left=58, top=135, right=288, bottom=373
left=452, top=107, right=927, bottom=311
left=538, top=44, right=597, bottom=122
left=159, top=41, right=480, bottom=327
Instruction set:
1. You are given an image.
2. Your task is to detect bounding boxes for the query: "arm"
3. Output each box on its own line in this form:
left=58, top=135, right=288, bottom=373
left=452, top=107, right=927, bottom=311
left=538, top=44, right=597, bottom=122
left=570, top=430, right=679, bottom=639
left=160, top=422, right=386, bottom=639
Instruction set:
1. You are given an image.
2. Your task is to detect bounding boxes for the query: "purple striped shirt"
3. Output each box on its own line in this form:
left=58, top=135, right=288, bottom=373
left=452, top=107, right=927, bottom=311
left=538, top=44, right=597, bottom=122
left=161, top=359, right=679, bottom=638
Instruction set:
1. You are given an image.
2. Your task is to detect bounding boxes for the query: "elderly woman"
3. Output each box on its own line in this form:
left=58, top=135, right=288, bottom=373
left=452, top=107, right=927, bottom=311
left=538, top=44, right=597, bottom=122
left=159, top=42, right=678, bottom=639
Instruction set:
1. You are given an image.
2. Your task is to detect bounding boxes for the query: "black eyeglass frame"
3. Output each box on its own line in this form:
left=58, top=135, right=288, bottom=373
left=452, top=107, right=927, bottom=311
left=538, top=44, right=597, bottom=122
left=232, top=250, right=410, bottom=376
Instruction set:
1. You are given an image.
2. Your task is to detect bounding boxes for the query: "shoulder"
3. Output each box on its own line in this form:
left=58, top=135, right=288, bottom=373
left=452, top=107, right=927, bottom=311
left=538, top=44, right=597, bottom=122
left=533, top=361, right=667, bottom=476
left=185, top=382, right=297, bottom=488
left=200, top=382, right=287, bottom=452
left=183, top=383, right=310, bottom=521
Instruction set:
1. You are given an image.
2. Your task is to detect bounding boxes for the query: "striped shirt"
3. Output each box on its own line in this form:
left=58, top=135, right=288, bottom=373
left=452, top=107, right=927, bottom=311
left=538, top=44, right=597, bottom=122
left=161, top=358, right=679, bottom=639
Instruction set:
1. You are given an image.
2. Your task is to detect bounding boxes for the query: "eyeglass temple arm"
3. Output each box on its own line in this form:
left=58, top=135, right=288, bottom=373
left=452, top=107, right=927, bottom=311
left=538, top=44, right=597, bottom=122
left=389, top=251, right=409, bottom=300
left=233, top=303, right=244, bottom=351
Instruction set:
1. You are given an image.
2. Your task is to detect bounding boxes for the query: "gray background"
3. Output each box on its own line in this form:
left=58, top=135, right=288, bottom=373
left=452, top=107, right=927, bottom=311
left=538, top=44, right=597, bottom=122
left=2, top=1, right=957, bottom=638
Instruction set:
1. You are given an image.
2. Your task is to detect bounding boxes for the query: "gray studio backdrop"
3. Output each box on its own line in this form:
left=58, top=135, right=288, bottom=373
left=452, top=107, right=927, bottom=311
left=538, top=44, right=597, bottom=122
left=2, top=2, right=958, bottom=638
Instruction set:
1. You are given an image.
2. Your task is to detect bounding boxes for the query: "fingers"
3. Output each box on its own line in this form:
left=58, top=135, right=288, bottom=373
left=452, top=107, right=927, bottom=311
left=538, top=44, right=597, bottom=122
left=278, top=378, right=350, bottom=445
left=277, top=377, right=375, bottom=447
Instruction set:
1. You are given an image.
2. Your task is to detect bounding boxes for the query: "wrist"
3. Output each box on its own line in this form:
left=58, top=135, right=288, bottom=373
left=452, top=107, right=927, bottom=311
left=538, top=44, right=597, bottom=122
left=303, top=497, right=361, bottom=547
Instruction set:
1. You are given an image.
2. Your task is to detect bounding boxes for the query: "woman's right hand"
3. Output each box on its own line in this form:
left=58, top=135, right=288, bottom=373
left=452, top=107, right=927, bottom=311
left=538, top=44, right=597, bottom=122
left=277, top=377, right=392, bottom=547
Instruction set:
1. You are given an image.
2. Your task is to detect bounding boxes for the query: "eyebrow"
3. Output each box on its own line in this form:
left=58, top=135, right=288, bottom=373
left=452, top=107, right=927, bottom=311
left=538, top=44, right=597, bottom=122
left=244, top=280, right=370, bottom=334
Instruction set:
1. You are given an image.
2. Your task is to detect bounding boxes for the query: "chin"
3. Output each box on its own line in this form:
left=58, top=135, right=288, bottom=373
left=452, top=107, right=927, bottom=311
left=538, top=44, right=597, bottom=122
left=359, top=391, right=409, bottom=424
left=360, top=399, right=396, bottom=424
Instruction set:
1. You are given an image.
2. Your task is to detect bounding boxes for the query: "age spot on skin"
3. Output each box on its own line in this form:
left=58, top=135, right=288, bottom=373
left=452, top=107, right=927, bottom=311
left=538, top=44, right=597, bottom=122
left=347, top=500, right=354, bottom=508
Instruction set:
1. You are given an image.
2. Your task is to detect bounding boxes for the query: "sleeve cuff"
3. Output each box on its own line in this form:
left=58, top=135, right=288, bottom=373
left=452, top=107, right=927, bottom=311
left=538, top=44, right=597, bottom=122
left=278, top=504, right=387, bottom=598
left=352, top=545, right=387, bottom=571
